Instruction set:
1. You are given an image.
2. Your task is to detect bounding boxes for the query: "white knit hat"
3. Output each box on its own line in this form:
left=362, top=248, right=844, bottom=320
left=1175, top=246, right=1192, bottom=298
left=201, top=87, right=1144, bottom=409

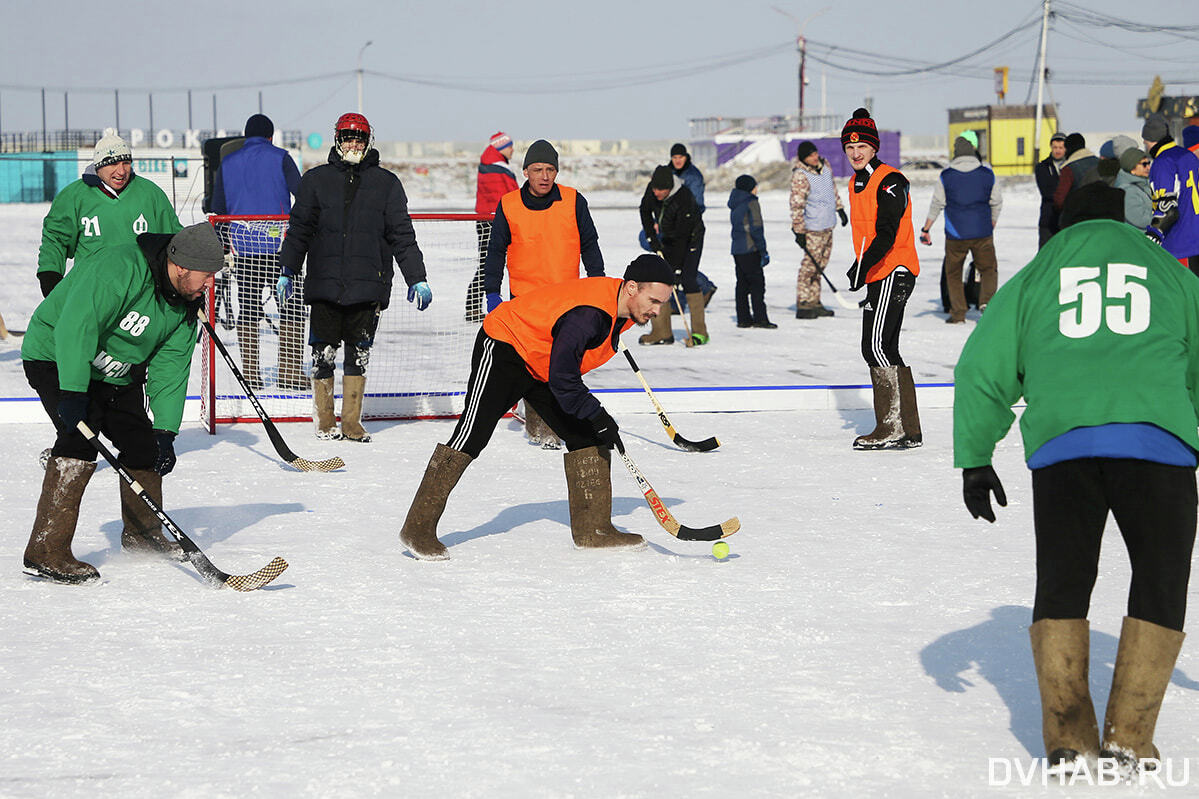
left=93, top=134, right=132, bottom=168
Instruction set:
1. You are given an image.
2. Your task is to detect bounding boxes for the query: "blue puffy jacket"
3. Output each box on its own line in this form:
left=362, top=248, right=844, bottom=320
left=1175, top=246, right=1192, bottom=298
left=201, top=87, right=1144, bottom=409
left=728, top=188, right=766, bottom=255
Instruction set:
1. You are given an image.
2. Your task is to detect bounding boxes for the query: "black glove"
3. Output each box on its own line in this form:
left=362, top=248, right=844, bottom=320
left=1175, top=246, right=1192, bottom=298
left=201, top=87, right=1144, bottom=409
left=588, top=407, right=624, bottom=453
left=962, top=465, right=1007, bottom=523
left=837, top=208, right=849, bottom=227
left=846, top=260, right=866, bottom=291
left=794, top=231, right=807, bottom=249
left=56, top=391, right=90, bottom=431
left=153, top=430, right=177, bottom=476
left=39, top=271, right=63, bottom=299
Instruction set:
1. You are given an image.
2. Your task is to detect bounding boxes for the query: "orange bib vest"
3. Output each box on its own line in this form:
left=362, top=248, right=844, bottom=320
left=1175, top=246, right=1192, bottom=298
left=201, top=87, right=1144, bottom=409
left=849, top=163, right=920, bottom=282
left=500, top=184, right=582, bottom=297
left=483, top=277, right=633, bottom=382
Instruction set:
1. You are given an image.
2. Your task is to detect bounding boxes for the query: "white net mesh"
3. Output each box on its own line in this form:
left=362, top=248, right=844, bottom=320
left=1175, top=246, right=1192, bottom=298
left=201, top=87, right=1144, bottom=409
left=201, top=214, right=494, bottom=429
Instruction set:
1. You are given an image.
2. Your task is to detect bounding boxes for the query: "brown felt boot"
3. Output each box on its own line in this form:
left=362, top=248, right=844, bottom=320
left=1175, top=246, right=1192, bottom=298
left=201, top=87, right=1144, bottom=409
left=313, top=377, right=340, bottom=440
left=524, top=403, right=561, bottom=450
left=686, top=292, right=709, bottom=345
left=1101, top=616, right=1186, bottom=772
left=24, top=456, right=99, bottom=584
left=236, top=319, right=263, bottom=390
left=1030, top=619, right=1100, bottom=772
left=639, top=303, right=674, bottom=345
left=121, top=469, right=185, bottom=561
left=277, top=318, right=308, bottom=392
left=897, top=365, right=923, bottom=448
left=564, top=446, right=646, bottom=550
left=400, top=443, right=472, bottom=561
left=853, top=366, right=905, bottom=450
left=340, top=375, right=371, bottom=442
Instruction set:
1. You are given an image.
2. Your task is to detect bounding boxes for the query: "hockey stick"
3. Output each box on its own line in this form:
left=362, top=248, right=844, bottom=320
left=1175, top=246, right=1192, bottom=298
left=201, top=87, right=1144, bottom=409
left=197, top=308, right=345, bottom=473
left=617, top=341, right=719, bottom=452
left=616, top=446, right=739, bottom=541
left=798, top=241, right=859, bottom=310
left=76, top=421, right=288, bottom=591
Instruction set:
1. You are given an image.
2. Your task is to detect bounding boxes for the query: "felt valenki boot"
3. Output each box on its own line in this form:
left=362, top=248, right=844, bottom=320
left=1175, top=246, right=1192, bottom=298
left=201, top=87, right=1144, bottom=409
left=313, top=377, right=340, bottom=440
left=339, top=375, right=371, bottom=443
left=687, top=292, right=709, bottom=344
left=121, top=468, right=185, bottom=560
left=897, top=365, right=923, bottom=448
left=24, top=456, right=99, bottom=584
left=399, top=443, right=472, bottom=561
left=639, top=302, right=674, bottom=345
left=1029, top=619, right=1100, bottom=772
left=853, top=366, right=905, bottom=450
left=563, top=446, right=646, bottom=550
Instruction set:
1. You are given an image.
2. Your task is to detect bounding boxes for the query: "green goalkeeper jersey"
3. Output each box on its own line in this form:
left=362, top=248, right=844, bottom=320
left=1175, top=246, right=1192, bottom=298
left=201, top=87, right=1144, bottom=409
left=37, top=172, right=182, bottom=278
left=22, top=237, right=199, bottom=433
left=954, top=219, right=1199, bottom=469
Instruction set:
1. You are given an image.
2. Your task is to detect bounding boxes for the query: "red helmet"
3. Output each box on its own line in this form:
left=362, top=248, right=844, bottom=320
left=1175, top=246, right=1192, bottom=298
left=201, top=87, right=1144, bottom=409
left=334, top=113, right=373, bottom=163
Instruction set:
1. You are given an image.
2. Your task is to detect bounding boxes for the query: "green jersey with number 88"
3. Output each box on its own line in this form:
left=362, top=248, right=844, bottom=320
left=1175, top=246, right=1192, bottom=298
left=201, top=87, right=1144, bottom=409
left=22, top=237, right=200, bottom=433
left=954, top=219, right=1199, bottom=469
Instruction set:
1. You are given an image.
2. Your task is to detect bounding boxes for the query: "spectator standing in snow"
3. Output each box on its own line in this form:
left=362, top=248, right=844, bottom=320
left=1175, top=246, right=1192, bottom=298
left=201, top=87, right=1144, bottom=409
left=638, top=164, right=708, bottom=345
left=920, top=136, right=1002, bottom=323
left=728, top=175, right=774, bottom=329
left=1142, top=113, right=1199, bottom=274
left=668, top=143, right=718, bottom=308
left=1034, top=132, right=1066, bottom=249
left=466, top=131, right=518, bottom=322
left=1114, top=148, right=1154, bottom=230
left=1053, top=133, right=1098, bottom=212
left=789, top=141, right=847, bottom=319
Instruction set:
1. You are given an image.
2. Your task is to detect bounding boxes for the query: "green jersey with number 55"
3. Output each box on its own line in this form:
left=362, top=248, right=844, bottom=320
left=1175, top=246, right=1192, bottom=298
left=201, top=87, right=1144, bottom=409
left=22, top=236, right=200, bottom=433
left=954, top=219, right=1199, bottom=469
left=37, top=171, right=182, bottom=279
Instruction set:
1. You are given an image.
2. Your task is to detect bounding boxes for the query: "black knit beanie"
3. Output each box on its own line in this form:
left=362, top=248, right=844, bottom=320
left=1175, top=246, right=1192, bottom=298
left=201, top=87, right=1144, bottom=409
left=650, top=165, right=674, bottom=190
left=670, top=143, right=688, bottom=157
left=734, top=174, right=757, bottom=192
left=795, top=141, right=818, bottom=162
left=841, top=108, right=879, bottom=151
left=623, top=254, right=675, bottom=285
left=1064, top=133, right=1085, bottom=157
left=245, top=114, right=274, bottom=139
left=523, top=139, right=558, bottom=169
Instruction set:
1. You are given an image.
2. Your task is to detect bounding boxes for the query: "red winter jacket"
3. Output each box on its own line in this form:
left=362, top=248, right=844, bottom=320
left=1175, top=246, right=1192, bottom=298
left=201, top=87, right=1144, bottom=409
left=476, top=146, right=518, bottom=215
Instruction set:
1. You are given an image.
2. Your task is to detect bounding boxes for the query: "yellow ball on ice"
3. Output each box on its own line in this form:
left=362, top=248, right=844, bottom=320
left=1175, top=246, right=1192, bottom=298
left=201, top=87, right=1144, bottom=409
left=712, top=541, right=730, bottom=559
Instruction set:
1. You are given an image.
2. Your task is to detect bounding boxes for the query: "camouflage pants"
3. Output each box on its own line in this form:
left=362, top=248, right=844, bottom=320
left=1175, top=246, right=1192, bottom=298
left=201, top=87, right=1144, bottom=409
left=796, top=228, right=833, bottom=308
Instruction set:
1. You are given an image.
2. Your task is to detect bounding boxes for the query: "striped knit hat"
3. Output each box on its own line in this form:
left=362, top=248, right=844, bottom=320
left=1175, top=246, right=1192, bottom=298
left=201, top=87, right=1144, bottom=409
left=840, top=108, right=879, bottom=152
left=94, top=134, right=132, bottom=168
left=489, top=131, right=512, bottom=151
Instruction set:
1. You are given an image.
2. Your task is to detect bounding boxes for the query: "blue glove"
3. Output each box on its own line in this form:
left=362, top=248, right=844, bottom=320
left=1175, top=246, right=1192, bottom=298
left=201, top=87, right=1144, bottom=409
left=57, top=391, right=89, bottom=431
left=407, top=281, right=433, bottom=311
left=486, top=292, right=503, bottom=313
left=153, top=430, right=177, bottom=476
left=275, top=274, right=293, bottom=305
left=760, top=252, right=770, bottom=267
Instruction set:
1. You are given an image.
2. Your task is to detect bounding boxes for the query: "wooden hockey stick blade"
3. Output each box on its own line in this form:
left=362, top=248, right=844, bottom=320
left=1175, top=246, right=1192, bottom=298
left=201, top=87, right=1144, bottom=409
left=198, top=309, right=345, bottom=472
left=77, top=421, right=289, bottom=591
left=616, top=448, right=739, bottom=541
left=618, top=342, right=720, bottom=452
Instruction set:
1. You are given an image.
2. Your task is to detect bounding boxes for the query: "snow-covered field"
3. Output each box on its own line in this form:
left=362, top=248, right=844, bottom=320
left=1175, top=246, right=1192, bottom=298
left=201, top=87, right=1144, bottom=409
left=1, top=177, right=1197, bottom=797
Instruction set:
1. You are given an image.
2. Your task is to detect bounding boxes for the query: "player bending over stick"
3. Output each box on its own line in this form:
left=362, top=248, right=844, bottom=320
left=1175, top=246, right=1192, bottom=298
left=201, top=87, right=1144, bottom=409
left=400, top=255, right=676, bottom=560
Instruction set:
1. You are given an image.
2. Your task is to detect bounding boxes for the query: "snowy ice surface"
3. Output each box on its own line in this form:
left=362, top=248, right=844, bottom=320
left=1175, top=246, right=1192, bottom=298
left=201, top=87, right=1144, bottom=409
left=1, top=179, right=1197, bottom=797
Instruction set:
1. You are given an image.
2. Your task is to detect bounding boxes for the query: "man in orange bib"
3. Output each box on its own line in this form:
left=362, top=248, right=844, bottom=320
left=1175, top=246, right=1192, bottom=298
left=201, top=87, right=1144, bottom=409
left=399, top=255, right=675, bottom=561
left=842, top=108, right=922, bottom=450
left=483, top=139, right=607, bottom=449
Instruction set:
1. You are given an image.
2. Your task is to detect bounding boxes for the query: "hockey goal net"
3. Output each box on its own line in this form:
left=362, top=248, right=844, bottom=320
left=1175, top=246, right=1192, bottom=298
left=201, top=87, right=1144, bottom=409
left=200, top=213, right=495, bottom=432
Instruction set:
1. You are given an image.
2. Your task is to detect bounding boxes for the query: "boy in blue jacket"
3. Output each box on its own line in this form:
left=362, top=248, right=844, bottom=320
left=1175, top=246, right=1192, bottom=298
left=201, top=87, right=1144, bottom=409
left=728, top=175, right=775, bottom=328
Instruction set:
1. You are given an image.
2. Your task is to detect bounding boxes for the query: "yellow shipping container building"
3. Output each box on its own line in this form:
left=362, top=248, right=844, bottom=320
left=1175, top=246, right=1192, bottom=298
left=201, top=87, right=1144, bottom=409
left=948, top=104, right=1060, bottom=175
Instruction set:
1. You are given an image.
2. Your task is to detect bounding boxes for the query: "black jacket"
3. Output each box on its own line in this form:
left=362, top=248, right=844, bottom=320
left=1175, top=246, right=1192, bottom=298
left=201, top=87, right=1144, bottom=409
left=279, top=148, right=425, bottom=309
left=1034, top=156, right=1061, bottom=229
left=639, top=182, right=704, bottom=271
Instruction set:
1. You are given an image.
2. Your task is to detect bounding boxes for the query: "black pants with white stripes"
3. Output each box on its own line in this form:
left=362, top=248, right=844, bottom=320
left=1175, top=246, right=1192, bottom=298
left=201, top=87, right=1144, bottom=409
left=446, top=330, right=601, bottom=458
left=860, top=268, right=916, bottom=368
left=1031, top=458, right=1195, bottom=631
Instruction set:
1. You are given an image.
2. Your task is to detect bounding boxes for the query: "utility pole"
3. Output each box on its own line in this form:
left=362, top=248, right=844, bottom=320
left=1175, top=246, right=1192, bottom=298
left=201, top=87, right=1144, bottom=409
left=357, top=41, right=373, bottom=114
left=1033, top=0, right=1051, bottom=166
left=773, top=6, right=828, bottom=131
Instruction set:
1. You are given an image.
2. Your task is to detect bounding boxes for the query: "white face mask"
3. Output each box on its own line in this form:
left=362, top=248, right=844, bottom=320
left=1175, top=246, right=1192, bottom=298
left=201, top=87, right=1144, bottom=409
left=336, top=132, right=370, bottom=164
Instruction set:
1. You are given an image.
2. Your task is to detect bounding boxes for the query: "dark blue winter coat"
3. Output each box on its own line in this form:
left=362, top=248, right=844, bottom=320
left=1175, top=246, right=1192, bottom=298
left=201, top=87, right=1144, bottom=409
left=728, top=188, right=766, bottom=255
left=673, top=159, right=706, bottom=213
left=941, top=162, right=996, bottom=241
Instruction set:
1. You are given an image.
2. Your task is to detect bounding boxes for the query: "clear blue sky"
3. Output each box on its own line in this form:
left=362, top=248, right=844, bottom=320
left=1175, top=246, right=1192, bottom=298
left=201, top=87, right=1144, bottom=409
left=1, top=0, right=1195, bottom=144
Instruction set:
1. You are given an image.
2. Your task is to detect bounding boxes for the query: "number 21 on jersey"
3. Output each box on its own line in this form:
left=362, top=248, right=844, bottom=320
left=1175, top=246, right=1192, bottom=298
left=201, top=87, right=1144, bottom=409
left=81, top=215, right=101, bottom=237
left=1059, top=264, right=1150, bottom=338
